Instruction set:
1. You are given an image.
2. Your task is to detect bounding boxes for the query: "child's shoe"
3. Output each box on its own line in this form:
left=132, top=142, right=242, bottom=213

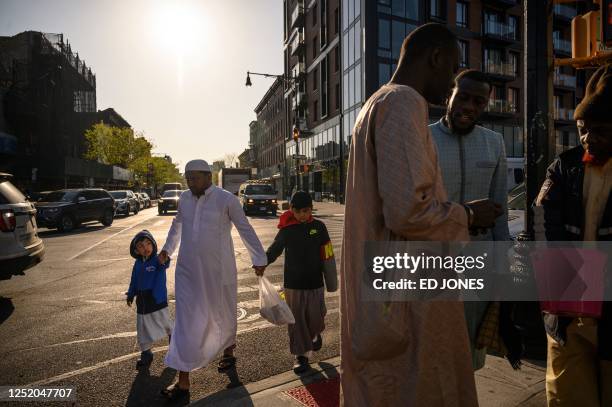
left=136, top=349, right=153, bottom=367
left=293, top=355, right=310, bottom=374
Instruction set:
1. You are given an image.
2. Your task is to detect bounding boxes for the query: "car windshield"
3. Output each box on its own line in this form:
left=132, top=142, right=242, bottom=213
left=245, top=185, right=274, bottom=195
left=0, top=179, right=26, bottom=204
left=40, top=191, right=79, bottom=202
left=163, top=190, right=181, bottom=198
left=109, top=191, right=127, bottom=199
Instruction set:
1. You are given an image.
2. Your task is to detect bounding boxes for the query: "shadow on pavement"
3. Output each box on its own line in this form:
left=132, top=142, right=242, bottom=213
left=0, top=297, right=15, bottom=325
left=125, top=366, right=176, bottom=407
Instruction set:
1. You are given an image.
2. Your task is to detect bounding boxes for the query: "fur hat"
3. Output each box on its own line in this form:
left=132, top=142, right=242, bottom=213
left=574, top=64, right=612, bottom=122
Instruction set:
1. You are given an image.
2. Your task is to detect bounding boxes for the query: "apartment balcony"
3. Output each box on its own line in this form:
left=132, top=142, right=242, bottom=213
left=290, top=29, right=305, bottom=56
left=554, top=72, right=577, bottom=88
left=483, top=20, right=518, bottom=42
left=486, top=99, right=518, bottom=114
left=292, top=90, right=307, bottom=111
left=483, top=60, right=517, bottom=80
left=553, top=38, right=572, bottom=55
left=291, top=1, right=304, bottom=30
left=292, top=61, right=306, bottom=80
left=553, top=4, right=576, bottom=21
left=554, top=107, right=574, bottom=121
left=482, top=0, right=517, bottom=10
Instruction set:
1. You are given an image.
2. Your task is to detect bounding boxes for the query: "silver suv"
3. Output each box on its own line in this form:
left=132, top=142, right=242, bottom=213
left=0, top=173, right=45, bottom=277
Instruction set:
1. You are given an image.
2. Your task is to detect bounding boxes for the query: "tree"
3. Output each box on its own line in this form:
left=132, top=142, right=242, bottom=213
left=223, top=153, right=238, bottom=168
left=83, top=122, right=182, bottom=188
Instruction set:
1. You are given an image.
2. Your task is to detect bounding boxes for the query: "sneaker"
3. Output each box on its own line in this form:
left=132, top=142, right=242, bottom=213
left=293, top=356, right=310, bottom=374
left=312, top=334, right=323, bottom=351
left=136, top=350, right=153, bottom=367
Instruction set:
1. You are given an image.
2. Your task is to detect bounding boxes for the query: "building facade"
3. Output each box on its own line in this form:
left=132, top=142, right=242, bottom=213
left=0, top=31, right=130, bottom=191
left=253, top=77, right=287, bottom=196
left=247, top=1, right=585, bottom=201
left=284, top=0, right=343, bottom=201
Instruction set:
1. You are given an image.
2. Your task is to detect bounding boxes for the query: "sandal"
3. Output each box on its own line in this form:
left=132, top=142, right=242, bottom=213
left=160, top=384, right=190, bottom=403
left=217, top=354, right=237, bottom=372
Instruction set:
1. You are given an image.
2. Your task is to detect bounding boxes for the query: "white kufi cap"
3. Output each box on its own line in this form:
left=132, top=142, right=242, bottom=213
left=185, top=159, right=211, bottom=173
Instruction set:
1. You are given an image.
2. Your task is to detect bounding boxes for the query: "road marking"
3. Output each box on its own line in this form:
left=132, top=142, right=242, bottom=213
left=67, top=214, right=158, bottom=261
left=24, top=308, right=340, bottom=387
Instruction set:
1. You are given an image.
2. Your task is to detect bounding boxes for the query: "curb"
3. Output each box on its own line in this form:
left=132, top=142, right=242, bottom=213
left=191, top=356, right=341, bottom=406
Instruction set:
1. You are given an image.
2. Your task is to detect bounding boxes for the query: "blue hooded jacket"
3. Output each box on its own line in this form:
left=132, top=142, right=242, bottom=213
left=127, top=230, right=170, bottom=314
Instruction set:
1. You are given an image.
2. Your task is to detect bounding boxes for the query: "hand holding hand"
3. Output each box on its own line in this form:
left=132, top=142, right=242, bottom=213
left=253, top=265, right=266, bottom=276
left=158, top=250, right=169, bottom=265
left=126, top=297, right=133, bottom=307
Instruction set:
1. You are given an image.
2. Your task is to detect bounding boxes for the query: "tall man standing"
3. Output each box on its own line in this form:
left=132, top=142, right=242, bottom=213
left=430, top=69, right=510, bottom=370
left=340, top=24, right=502, bottom=406
left=537, top=64, right=612, bottom=407
left=158, top=159, right=267, bottom=402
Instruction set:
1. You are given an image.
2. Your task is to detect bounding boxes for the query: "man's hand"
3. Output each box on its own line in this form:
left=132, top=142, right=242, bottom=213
left=465, top=199, right=503, bottom=229
left=253, top=265, right=266, bottom=276
left=158, top=250, right=169, bottom=265
left=127, top=297, right=133, bottom=307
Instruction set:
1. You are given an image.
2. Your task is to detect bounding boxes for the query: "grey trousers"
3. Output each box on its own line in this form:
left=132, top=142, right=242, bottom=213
left=284, top=287, right=326, bottom=356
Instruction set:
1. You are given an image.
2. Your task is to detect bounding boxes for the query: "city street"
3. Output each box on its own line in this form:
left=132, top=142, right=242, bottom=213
left=0, top=204, right=345, bottom=406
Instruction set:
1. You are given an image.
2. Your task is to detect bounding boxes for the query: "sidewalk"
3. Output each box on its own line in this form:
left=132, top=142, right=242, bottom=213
left=191, top=355, right=546, bottom=406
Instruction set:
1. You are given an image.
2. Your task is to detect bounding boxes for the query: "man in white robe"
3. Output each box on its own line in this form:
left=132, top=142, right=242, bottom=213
left=158, top=159, right=267, bottom=401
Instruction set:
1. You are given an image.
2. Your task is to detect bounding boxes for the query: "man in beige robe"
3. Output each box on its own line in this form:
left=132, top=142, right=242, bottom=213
left=340, top=23, right=502, bottom=406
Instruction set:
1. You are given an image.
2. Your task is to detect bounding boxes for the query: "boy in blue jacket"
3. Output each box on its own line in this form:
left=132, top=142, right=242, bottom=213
left=127, top=230, right=173, bottom=367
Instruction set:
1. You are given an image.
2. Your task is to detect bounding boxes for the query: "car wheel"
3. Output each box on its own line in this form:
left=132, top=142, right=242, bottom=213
left=158, top=208, right=163, bottom=215
left=134, top=205, right=139, bottom=215
left=58, top=215, right=75, bottom=232
left=101, top=209, right=114, bottom=226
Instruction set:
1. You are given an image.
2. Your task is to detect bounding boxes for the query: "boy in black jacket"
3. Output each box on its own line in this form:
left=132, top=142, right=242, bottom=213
left=262, top=191, right=337, bottom=374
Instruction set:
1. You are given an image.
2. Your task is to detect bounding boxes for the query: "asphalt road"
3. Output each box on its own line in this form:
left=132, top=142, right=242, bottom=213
left=0, top=205, right=345, bottom=406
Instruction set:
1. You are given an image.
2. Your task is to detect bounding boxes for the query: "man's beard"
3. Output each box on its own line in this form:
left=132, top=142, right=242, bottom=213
left=448, top=115, right=476, bottom=136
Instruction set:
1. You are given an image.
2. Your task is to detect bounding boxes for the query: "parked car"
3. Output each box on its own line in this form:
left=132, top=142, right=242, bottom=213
left=135, top=192, right=147, bottom=209
left=109, top=190, right=140, bottom=216
left=0, top=173, right=45, bottom=275
left=138, top=192, right=151, bottom=208
left=158, top=190, right=181, bottom=214
left=238, top=182, right=278, bottom=216
left=36, top=189, right=115, bottom=232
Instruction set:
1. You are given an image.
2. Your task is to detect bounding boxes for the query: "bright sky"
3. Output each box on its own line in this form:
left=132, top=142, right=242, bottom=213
left=0, top=0, right=284, bottom=171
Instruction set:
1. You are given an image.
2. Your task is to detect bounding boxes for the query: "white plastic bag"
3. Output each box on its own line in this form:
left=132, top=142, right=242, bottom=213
left=259, top=276, right=295, bottom=325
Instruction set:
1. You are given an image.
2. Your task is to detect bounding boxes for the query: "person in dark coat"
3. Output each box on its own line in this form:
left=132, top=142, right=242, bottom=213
left=536, top=64, right=612, bottom=406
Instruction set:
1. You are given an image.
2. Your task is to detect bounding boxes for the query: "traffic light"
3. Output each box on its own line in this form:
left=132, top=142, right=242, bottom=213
left=292, top=126, right=300, bottom=142
left=604, top=0, right=612, bottom=47
left=572, top=11, right=599, bottom=58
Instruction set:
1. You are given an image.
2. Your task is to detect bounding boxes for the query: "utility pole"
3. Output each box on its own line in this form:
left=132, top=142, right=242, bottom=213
left=520, top=0, right=554, bottom=241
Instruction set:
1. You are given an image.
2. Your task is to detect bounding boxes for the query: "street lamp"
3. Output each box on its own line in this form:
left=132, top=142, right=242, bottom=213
left=293, top=126, right=300, bottom=191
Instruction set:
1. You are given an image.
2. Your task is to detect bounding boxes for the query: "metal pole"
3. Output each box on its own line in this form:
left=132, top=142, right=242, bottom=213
left=520, top=0, right=553, bottom=241
left=295, top=140, right=300, bottom=191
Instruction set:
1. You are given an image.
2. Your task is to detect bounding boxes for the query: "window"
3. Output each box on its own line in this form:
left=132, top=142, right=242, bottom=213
left=508, top=15, right=518, bottom=40
left=320, top=0, right=327, bottom=48
left=508, top=88, right=519, bottom=112
left=313, top=36, right=318, bottom=59
left=510, top=52, right=520, bottom=76
left=456, top=2, right=468, bottom=28
left=379, top=18, right=391, bottom=50
left=334, top=8, right=339, bottom=34
left=430, top=0, right=446, bottom=20
left=379, top=63, right=392, bottom=87
left=321, top=57, right=329, bottom=118
left=313, top=101, right=319, bottom=122
left=335, top=46, right=340, bottom=72
left=335, top=83, right=340, bottom=110
left=459, top=40, right=469, bottom=68
left=312, top=2, right=318, bottom=26
left=313, top=68, right=318, bottom=90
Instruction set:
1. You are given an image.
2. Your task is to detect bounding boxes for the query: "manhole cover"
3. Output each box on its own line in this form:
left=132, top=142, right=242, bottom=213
left=237, top=307, right=247, bottom=321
